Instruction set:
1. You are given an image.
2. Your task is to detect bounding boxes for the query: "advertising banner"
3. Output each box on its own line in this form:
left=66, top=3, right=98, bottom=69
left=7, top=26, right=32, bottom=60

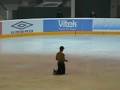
left=93, top=18, right=120, bottom=31
left=44, top=19, right=93, bottom=32
left=2, top=19, right=43, bottom=35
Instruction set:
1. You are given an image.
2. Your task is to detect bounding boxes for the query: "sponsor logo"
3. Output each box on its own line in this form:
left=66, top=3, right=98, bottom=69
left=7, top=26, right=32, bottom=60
left=11, top=21, right=33, bottom=34
left=44, top=19, right=93, bottom=32
left=11, top=21, right=33, bottom=30
left=58, top=20, right=77, bottom=28
left=58, top=20, right=78, bottom=31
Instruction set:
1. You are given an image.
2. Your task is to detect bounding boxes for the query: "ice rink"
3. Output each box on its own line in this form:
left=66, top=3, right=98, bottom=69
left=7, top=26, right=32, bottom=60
left=0, top=35, right=120, bottom=90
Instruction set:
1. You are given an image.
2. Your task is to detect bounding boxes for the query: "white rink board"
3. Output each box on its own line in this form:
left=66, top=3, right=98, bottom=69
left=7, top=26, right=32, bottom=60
left=2, top=19, right=43, bottom=35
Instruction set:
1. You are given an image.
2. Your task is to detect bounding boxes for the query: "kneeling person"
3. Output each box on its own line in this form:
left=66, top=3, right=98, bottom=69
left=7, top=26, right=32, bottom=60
left=53, top=46, right=68, bottom=75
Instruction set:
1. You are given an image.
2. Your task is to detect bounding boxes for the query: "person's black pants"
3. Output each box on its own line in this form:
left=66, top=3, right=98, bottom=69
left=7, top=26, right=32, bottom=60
left=57, top=62, right=65, bottom=74
left=53, top=62, right=66, bottom=75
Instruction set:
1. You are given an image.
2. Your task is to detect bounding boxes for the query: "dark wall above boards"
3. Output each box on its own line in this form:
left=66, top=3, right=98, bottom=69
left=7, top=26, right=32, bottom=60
left=13, top=7, right=71, bottom=19
left=75, top=0, right=111, bottom=18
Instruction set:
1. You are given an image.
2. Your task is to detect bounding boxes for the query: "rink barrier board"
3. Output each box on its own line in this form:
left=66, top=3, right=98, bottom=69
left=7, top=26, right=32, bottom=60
left=1, top=18, right=120, bottom=38
left=0, top=21, right=2, bottom=35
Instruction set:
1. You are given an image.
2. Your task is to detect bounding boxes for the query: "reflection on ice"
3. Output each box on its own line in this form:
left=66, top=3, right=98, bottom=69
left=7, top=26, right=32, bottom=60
left=0, top=36, right=120, bottom=58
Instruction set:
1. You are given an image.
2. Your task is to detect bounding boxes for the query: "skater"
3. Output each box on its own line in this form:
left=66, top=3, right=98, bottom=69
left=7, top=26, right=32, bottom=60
left=53, top=46, right=68, bottom=75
